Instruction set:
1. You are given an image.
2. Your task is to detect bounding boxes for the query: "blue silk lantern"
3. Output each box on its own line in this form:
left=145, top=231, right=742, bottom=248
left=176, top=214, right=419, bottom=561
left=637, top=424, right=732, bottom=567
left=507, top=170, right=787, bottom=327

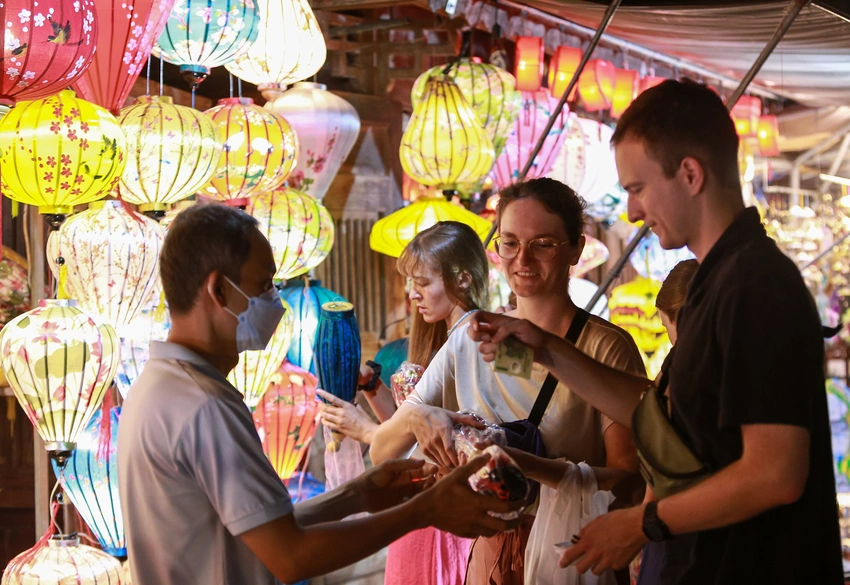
left=315, top=301, right=361, bottom=451
left=280, top=280, right=345, bottom=375
left=53, top=406, right=125, bottom=557
left=375, top=338, right=409, bottom=388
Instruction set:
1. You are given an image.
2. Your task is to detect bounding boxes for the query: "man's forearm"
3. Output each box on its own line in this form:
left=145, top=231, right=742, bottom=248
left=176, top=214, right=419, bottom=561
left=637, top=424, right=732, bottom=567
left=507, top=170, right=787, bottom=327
left=294, top=482, right=360, bottom=526
left=542, top=335, right=649, bottom=427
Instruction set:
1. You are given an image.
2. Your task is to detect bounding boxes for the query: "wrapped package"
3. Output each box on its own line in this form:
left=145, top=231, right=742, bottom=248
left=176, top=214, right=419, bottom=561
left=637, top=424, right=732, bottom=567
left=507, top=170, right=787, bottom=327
left=390, top=361, right=424, bottom=406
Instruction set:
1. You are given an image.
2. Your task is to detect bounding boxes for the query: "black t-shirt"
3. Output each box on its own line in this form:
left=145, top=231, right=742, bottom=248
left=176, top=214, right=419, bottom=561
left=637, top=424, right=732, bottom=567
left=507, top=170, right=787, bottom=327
left=660, top=207, right=843, bottom=584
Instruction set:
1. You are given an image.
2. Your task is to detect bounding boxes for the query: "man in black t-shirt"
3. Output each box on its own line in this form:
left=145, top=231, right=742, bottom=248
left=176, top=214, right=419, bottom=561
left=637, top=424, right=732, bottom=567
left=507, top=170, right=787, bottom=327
left=468, top=80, right=843, bottom=584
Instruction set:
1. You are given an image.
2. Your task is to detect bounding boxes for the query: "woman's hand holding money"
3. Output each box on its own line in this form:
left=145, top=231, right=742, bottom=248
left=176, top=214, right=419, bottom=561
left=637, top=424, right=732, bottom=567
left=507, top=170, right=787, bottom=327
left=467, top=311, right=555, bottom=369
left=407, top=404, right=486, bottom=470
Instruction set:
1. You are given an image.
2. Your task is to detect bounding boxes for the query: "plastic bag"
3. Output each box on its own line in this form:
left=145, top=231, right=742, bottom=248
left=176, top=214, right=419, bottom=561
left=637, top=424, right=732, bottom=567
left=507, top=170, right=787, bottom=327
left=524, top=462, right=616, bottom=585
left=390, top=361, right=424, bottom=407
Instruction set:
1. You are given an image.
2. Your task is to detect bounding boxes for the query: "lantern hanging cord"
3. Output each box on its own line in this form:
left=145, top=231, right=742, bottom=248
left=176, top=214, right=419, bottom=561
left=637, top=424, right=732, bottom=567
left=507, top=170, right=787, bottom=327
left=238, top=77, right=243, bottom=99
left=442, top=30, right=471, bottom=75
left=229, top=73, right=234, bottom=98
left=146, top=54, right=152, bottom=96
left=159, top=57, right=164, bottom=97
left=191, top=87, right=196, bottom=109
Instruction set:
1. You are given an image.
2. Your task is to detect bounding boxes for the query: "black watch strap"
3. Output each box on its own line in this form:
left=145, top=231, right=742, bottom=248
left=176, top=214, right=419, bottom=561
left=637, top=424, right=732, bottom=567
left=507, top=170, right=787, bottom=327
left=358, top=360, right=382, bottom=392
left=642, top=501, right=673, bottom=542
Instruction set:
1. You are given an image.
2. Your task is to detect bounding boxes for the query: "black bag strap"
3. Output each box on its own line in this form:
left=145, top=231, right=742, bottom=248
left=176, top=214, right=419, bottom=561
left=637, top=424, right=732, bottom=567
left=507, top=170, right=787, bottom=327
left=528, top=309, right=591, bottom=426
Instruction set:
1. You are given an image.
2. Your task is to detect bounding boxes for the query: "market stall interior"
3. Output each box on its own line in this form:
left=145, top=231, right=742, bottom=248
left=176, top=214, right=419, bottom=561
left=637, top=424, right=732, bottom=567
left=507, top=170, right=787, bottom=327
left=1, top=0, right=850, bottom=582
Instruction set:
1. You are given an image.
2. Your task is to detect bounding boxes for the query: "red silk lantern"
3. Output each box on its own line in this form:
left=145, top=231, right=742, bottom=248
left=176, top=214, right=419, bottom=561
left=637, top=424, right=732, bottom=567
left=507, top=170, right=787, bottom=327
left=757, top=115, right=781, bottom=157
left=638, top=76, right=666, bottom=94
left=0, top=0, right=98, bottom=104
left=610, top=69, right=638, bottom=118
left=731, top=95, right=761, bottom=138
left=547, top=46, right=581, bottom=101
left=578, top=59, right=617, bottom=111
left=73, top=0, right=175, bottom=115
left=514, top=36, right=543, bottom=92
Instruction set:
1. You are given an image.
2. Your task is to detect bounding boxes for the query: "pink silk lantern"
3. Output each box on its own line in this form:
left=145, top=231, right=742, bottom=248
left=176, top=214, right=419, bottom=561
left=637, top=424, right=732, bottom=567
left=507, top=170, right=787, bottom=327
left=253, top=360, right=319, bottom=480
left=73, top=0, right=175, bottom=115
left=490, top=89, right=570, bottom=191
left=0, top=0, right=98, bottom=105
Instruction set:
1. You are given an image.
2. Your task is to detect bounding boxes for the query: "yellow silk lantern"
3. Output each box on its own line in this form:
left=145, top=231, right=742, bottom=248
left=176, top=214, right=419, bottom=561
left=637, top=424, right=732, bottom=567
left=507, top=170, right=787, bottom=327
left=0, top=300, right=119, bottom=454
left=201, top=97, right=298, bottom=207
left=3, top=534, right=123, bottom=585
left=226, top=0, right=327, bottom=90
left=369, top=196, right=493, bottom=258
left=227, top=298, right=295, bottom=409
left=0, top=90, right=126, bottom=225
left=47, top=201, right=164, bottom=332
left=248, top=187, right=335, bottom=281
left=119, top=95, right=222, bottom=216
left=400, top=77, right=495, bottom=192
left=608, top=276, right=670, bottom=378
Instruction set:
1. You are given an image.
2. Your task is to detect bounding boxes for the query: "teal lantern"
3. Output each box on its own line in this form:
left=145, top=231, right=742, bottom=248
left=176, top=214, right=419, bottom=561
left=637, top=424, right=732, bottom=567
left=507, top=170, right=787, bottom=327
left=280, top=280, right=344, bottom=376
left=154, top=0, right=260, bottom=89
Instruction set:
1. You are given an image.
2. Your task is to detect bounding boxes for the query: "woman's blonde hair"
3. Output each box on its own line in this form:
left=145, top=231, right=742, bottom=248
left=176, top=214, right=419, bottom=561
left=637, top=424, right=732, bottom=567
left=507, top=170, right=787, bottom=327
left=397, top=221, right=489, bottom=368
left=656, top=259, right=699, bottom=323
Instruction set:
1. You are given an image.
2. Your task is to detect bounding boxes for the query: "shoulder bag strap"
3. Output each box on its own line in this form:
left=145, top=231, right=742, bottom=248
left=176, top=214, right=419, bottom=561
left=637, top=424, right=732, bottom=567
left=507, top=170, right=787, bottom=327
left=528, top=309, right=591, bottom=426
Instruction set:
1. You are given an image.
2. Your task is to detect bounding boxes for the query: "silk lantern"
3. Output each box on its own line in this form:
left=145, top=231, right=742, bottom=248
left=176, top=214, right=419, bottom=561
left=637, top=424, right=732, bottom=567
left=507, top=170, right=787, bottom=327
left=369, top=196, right=493, bottom=258
left=630, top=226, right=696, bottom=283
left=0, top=0, right=98, bottom=104
left=0, top=246, right=30, bottom=329
left=0, top=300, right=119, bottom=456
left=548, top=116, right=619, bottom=205
left=226, top=0, right=326, bottom=90
left=412, top=59, right=520, bottom=158
left=227, top=298, right=295, bottom=409
left=399, top=76, right=495, bottom=192
left=0, top=90, right=126, bottom=225
left=201, top=97, right=298, bottom=207
left=572, top=233, right=610, bottom=279
left=638, top=75, right=666, bottom=94
left=47, top=201, right=164, bottom=331
left=608, top=276, right=669, bottom=378
left=731, top=95, right=761, bottom=138
left=757, top=115, right=781, bottom=157
left=611, top=68, right=638, bottom=118
left=578, top=59, right=616, bottom=111
left=119, top=95, right=222, bottom=216
left=490, top=89, right=570, bottom=191
left=548, top=46, right=582, bottom=101
left=53, top=407, right=125, bottom=557
left=514, top=36, right=543, bottom=92
left=73, top=0, right=175, bottom=114
left=570, top=278, right=609, bottom=318
left=280, top=280, right=343, bottom=375
left=248, top=187, right=335, bottom=281
left=265, top=82, right=360, bottom=202
left=2, top=534, right=123, bottom=585
left=154, top=0, right=260, bottom=88
left=253, top=360, right=319, bottom=480
left=315, top=301, right=360, bottom=451
left=114, top=288, right=170, bottom=398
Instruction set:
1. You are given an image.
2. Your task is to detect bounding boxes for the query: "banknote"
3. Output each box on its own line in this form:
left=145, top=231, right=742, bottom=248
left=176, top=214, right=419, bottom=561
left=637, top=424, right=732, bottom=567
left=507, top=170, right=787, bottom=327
left=493, top=336, right=533, bottom=379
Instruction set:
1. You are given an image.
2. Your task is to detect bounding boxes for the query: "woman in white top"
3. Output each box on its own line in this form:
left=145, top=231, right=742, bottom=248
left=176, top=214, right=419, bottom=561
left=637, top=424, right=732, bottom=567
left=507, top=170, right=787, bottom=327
left=371, top=178, right=646, bottom=585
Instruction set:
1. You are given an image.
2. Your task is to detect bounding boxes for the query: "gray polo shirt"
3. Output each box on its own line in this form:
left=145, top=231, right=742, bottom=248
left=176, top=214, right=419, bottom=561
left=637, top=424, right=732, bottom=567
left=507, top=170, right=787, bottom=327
left=118, top=342, right=293, bottom=585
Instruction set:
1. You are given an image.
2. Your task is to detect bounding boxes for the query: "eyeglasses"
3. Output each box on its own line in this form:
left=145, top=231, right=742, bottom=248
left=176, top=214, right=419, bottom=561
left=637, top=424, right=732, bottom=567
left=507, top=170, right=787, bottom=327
left=494, top=236, right=572, bottom=261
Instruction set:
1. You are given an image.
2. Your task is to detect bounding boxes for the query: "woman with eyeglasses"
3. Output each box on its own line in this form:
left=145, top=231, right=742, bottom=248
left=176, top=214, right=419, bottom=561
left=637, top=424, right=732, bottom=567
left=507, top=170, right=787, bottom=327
left=372, top=177, right=646, bottom=584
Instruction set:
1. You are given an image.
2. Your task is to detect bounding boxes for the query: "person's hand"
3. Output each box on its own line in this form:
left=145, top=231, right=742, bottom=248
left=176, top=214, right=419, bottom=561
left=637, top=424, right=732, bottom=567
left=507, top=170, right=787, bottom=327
left=407, top=404, right=485, bottom=470
left=352, top=458, right=438, bottom=514
left=416, top=454, right=524, bottom=538
left=558, top=506, right=647, bottom=575
left=317, top=389, right=379, bottom=445
left=467, top=311, right=555, bottom=368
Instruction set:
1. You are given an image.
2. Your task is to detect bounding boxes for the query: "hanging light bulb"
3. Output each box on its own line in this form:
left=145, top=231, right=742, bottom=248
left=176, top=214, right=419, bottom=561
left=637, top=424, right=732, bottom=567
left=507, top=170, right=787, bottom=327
left=514, top=36, right=544, bottom=92
left=412, top=59, right=520, bottom=158
left=578, top=59, right=617, bottom=111
left=399, top=76, right=495, bottom=193
left=201, top=98, right=299, bottom=207
left=548, top=46, right=582, bottom=101
left=154, top=0, right=260, bottom=89
left=119, top=95, right=222, bottom=218
left=226, top=0, right=327, bottom=90
left=265, top=82, right=361, bottom=202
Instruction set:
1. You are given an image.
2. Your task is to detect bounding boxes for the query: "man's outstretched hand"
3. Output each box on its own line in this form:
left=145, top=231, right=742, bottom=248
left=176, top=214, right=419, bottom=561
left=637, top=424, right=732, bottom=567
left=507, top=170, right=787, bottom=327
left=467, top=311, right=554, bottom=368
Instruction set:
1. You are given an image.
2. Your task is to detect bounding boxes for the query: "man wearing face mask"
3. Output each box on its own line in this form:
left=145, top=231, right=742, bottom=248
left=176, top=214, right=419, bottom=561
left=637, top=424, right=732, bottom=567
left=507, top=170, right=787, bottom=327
left=117, top=203, right=522, bottom=585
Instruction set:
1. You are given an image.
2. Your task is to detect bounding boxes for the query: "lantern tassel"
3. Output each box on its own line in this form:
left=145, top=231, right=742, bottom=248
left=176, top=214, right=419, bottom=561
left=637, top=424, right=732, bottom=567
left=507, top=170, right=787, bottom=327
left=57, top=262, right=70, bottom=300
left=96, top=386, right=115, bottom=462
left=10, top=201, right=19, bottom=219
left=115, top=191, right=148, bottom=227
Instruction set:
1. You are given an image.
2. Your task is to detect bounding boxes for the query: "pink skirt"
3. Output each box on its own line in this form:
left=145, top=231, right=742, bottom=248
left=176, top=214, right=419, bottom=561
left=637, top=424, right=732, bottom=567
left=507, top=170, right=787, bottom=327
left=384, top=527, right=472, bottom=585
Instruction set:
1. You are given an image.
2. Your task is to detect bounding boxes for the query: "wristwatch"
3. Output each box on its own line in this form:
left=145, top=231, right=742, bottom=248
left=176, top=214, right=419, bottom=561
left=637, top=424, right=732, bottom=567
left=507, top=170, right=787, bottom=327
left=642, top=501, right=673, bottom=542
left=357, top=360, right=382, bottom=392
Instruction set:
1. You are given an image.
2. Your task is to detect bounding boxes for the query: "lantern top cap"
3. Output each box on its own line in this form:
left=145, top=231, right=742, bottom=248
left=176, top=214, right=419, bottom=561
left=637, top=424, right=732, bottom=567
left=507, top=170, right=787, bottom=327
left=39, top=299, right=79, bottom=308
left=49, top=535, right=81, bottom=548
left=321, top=301, right=354, bottom=314
left=217, top=97, right=255, bottom=107
left=293, top=82, right=327, bottom=91
left=135, top=95, right=175, bottom=106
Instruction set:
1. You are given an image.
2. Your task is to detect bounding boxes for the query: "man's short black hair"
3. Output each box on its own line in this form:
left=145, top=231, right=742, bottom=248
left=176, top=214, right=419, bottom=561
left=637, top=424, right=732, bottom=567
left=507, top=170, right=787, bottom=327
left=160, top=203, right=259, bottom=315
left=611, top=79, right=741, bottom=190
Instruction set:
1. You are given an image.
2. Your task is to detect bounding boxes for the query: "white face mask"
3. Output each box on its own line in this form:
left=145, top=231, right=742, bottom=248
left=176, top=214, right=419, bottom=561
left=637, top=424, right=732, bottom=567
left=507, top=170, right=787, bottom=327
left=223, top=277, right=285, bottom=353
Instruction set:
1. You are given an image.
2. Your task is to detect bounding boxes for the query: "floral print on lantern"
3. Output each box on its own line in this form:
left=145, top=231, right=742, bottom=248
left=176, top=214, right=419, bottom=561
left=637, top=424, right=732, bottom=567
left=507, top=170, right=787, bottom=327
left=0, top=0, right=98, bottom=103
left=0, top=300, right=119, bottom=451
left=247, top=187, right=335, bottom=281
left=202, top=97, right=298, bottom=207
left=0, top=90, right=126, bottom=215
left=2, top=534, right=123, bottom=585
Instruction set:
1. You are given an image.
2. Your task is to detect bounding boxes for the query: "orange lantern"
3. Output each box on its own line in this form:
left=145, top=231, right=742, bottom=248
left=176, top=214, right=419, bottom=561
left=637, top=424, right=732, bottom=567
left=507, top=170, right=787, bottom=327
left=547, top=46, right=581, bottom=101
left=578, top=59, right=617, bottom=111
left=638, top=76, right=666, bottom=94
left=731, top=95, right=761, bottom=138
left=514, top=37, right=544, bottom=92
left=757, top=115, right=781, bottom=157
left=610, top=69, right=638, bottom=118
